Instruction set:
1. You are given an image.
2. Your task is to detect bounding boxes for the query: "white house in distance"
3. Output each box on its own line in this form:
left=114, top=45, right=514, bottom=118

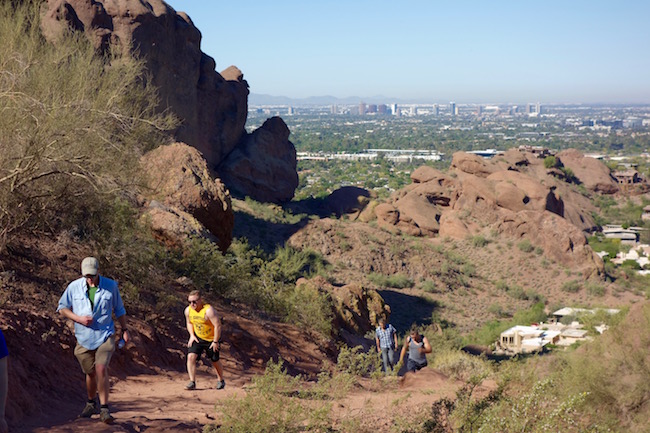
left=495, top=307, right=620, bottom=355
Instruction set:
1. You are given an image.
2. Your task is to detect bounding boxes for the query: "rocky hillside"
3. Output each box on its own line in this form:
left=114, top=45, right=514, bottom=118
left=284, top=148, right=643, bottom=332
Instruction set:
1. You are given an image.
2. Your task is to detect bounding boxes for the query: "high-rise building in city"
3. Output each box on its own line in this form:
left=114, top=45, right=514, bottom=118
left=330, top=105, right=338, bottom=114
left=359, top=102, right=366, bottom=115
left=389, top=103, right=398, bottom=115
left=378, top=104, right=388, bottom=114
left=449, top=102, right=457, bottom=116
left=433, top=104, right=439, bottom=116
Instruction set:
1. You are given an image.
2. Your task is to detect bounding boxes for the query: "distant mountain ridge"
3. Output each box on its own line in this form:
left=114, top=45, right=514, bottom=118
left=249, top=93, right=409, bottom=106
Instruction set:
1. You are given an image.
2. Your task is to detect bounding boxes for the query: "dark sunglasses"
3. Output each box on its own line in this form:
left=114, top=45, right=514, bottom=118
left=188, top=299, right=199, bottom=304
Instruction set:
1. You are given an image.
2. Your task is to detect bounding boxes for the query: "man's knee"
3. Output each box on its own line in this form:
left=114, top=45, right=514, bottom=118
left=95, top=364, right=109, bottom=376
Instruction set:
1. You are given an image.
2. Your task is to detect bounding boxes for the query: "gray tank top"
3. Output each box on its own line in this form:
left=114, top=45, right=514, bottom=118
left=408, top=337, right=426, bottom=363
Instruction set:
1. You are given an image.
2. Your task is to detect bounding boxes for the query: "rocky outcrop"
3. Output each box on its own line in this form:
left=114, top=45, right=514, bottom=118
left=323, top=186, right=374, bottom=218
left=217, top=117, right=298, bottom=203
left=140, top=142, right=234, bottom=251
left=296, top=276, right=390, bottom=335
left=557, top=149, right=619, bottom=194
left=374, top=149, right=606, bottom=275
left=41, top=0, right=298, bottom=203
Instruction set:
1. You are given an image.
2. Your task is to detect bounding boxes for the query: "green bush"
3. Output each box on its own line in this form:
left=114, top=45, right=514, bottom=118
left=336, top=345, right=382, bottom=378
left=432, top=349, right=493, bottom=381
left=471, top=235, right=490, bottom=247
left=517, top=239, right=534, bottom=253
left=368, top=272, right=414, bottom=289
left=544, top=155, right=558, bottom=169
left=561, top=280, right=582, bottom=293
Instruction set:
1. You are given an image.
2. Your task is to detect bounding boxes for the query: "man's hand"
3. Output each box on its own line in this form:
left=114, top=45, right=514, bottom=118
left=210, top=341, right=220, bottom=351
left=77, top=315, right=93, bottom=326
left=123, top=329, right=130, bottom=343
left=187, top=335, right=198, bottom=348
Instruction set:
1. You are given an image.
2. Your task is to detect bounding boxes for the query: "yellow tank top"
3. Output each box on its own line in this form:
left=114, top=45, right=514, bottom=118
left=189, top=304, right=214, bottom=341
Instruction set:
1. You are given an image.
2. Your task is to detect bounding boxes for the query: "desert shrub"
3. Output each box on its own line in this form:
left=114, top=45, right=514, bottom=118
left=419, top=279, right=439, bottom=293
left=544, top=155, right=558, bottom=169
left=336, top=345, right=382, bottom=378
left=517, top=239, right=534, bottom=253
left=263, top=245, right=329, bottom=284
left=471, top=235, right=489, bottom=247
left=585, top=281, right=606, bottom=297
left=487, top=303, right=507, bottom=318
left=476, top=379, right=599, bottom=433
left=620, top=259, right=641, bottom=270
left=368, top=272, right=414, bottom=289
left=209, top=359, right=331, bottom=433
left=432, top=349, right=493, bottom=381
left=561, top=280, right=582, bottom=293
left=286, top=283, right=334, bottom=337
left=461, top=263, right=476, bottom=277
left=0, top=0, right=176, bottom=251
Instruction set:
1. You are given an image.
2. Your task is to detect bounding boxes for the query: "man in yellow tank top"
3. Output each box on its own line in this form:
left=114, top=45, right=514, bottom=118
left=184, top=290, right=225, bottom=390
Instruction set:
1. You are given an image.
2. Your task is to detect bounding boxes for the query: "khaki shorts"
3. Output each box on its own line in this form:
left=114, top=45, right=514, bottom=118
left=74, top=337, right=115, bottom=374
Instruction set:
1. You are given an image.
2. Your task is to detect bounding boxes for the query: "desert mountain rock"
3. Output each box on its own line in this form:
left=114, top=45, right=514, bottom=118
left=371, top=149, right=609, bottom=277
left=140, top=142, right=234, bottom=251
left=41, top=0, right=297, bottom=204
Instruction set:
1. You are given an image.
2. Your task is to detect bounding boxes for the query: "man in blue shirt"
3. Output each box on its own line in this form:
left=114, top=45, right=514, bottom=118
left=57, top=257, right=130, bottom=424
left=375, top=318, right=398, bottom=374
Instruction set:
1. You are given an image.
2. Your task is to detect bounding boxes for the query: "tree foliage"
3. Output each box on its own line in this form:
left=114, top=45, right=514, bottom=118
left=0, top=0, right=177, bottom=250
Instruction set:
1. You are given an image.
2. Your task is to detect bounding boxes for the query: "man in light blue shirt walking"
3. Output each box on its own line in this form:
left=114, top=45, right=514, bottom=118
left=57, top=257, right=130, bottom=424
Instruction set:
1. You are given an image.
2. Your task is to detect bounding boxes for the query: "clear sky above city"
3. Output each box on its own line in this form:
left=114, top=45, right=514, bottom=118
left=166, top=0, right=650, bottom=104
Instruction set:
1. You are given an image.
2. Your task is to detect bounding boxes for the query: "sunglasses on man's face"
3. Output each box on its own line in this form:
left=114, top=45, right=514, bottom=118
left=188, top=299, right=199, bottom=305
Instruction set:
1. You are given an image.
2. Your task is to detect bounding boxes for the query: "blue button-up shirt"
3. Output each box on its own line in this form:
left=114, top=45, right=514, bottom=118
left=376, top=324, right=397, bottom=349
left=57, top=276, right=126, bottom=350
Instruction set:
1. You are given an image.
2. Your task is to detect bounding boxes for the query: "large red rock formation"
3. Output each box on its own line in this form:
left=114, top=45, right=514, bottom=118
left=217, top=117, right=298, bottom=204
left=374, top=149, right=611, bottom=277
left=41, top=0, right=297, bottom=204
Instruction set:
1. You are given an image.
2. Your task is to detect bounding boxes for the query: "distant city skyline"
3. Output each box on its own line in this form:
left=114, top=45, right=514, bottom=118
left=166, top=0, right=650, bottom=104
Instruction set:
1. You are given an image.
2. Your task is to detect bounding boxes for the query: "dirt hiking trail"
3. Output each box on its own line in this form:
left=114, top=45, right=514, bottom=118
left=12, top=365, right=471, bottom=433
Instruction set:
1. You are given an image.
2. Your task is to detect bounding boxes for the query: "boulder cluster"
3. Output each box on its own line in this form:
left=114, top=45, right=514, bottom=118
left=368, top=149, right=613, bottom=277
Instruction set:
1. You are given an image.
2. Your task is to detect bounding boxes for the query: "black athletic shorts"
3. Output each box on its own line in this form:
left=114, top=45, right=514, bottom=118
left=188, top=337, right=220, bottom=362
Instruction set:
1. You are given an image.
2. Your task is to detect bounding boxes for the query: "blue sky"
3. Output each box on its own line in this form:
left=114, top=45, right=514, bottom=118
left=166, top=1, right=650, bottom=104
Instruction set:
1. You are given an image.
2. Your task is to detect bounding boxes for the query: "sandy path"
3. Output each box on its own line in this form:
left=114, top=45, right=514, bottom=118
left=12, top=364, right=472, bottom=432
left=13, top=367, right=248, bottom=433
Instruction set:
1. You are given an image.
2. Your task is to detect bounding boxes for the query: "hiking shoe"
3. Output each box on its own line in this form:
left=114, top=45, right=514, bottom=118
left=80, top=401, right=98, bottom=418
left=185, top=380, right=196, bottom=390
left=99, top=408, right=114, bottom=424
left=216, top=380, right=226, bottom=390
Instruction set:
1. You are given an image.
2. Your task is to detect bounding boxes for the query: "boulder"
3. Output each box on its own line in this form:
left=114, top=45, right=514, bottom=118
left=217, top=116, right=298, bottom=204
left=450, top=152, right=498, bottom=178
left=140, top=142, right=234, bottom=251
left=557, top=149, right=618, bottom=194
left=324, top=186, right=373, bottom=218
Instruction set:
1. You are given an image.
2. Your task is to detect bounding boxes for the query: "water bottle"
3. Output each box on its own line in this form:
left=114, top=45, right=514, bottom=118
left=117, top=338, right=126, bottom=349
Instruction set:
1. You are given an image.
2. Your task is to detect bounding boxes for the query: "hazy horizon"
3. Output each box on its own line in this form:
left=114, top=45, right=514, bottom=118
left=166, top=1, right=650, bottom=105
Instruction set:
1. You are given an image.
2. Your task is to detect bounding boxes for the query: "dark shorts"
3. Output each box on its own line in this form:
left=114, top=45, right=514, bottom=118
left=188, top=337, right=219, bottom=362
left=407, top=358, right=427, bottom=372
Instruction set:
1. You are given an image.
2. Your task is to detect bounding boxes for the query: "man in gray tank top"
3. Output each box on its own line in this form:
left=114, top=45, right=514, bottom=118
left=399, top=329, right=432, bottom=373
